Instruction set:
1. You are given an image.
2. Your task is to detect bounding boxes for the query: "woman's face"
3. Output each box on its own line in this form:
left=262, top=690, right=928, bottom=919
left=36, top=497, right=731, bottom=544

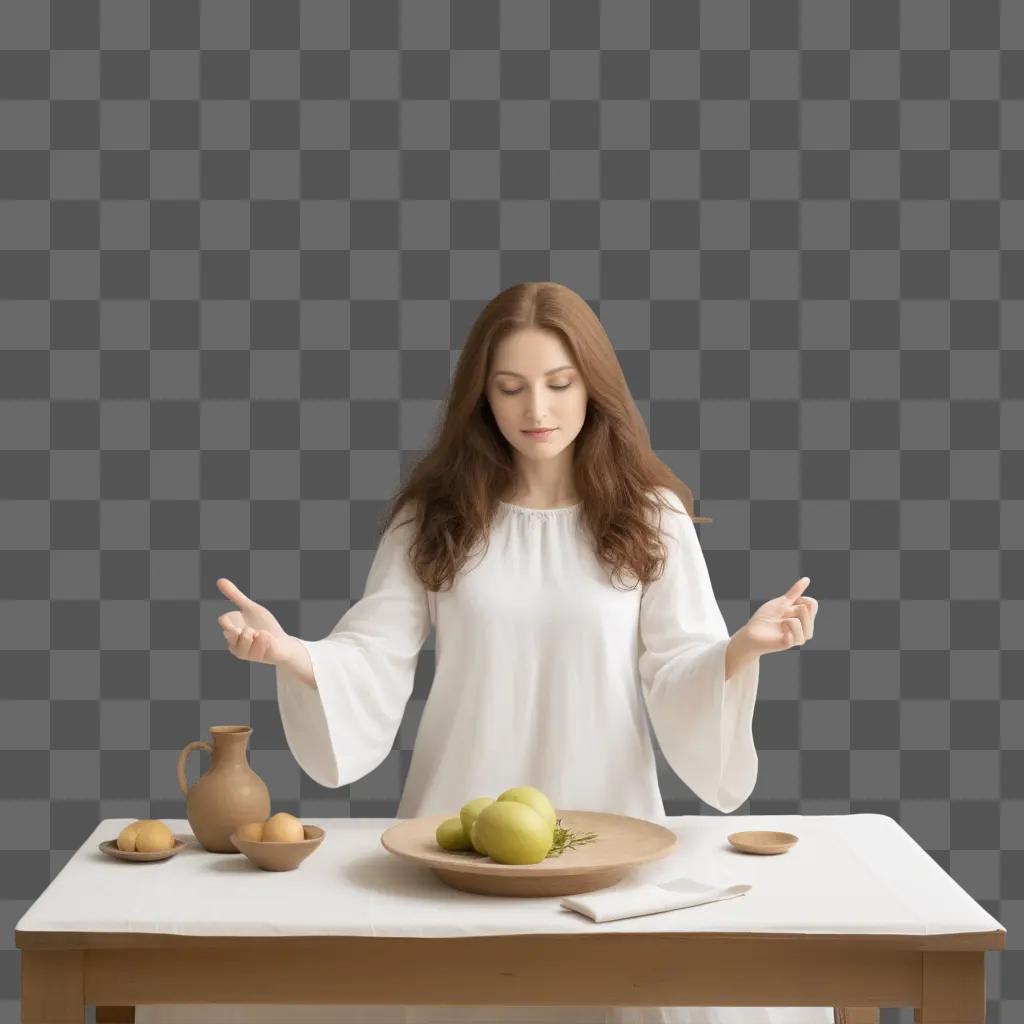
left=485, top=328, right=589, bottom=462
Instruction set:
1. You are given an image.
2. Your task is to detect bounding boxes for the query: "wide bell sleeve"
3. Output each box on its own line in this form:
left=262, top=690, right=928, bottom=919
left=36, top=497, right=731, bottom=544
left=275, top=514, right=431, bottom=789
left=638, top=488, right=760, bottom=813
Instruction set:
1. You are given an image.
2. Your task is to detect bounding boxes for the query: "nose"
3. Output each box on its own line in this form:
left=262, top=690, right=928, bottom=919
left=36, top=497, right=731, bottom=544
left=526, top=389, right=550, bottom=423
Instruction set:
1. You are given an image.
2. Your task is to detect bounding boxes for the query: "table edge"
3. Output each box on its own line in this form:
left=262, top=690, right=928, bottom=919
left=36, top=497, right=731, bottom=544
left=15, top=927, right=1006, bottom=952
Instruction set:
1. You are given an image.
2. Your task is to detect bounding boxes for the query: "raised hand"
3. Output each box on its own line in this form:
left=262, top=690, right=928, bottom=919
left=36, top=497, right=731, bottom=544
left=740, top=576, right=817, bottom=656
left=216, top=578, right=291, bottom=666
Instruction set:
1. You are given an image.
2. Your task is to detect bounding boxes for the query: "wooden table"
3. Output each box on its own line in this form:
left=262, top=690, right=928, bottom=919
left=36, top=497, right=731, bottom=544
left=17, top=928, right=1007, bottom=1024
left=15, top=815, right=1007, bottom=1023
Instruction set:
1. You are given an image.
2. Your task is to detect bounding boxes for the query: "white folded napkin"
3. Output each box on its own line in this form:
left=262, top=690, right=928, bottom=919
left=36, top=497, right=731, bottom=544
left=559, top=877, right=752, bottom=923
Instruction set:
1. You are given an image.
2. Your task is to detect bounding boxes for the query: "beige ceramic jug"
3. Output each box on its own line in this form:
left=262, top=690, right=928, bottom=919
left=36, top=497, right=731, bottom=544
left=177, top=724, right=271, bottom=853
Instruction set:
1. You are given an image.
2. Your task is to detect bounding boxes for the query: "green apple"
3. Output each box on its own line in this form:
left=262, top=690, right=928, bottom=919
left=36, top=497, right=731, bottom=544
left=469, top=817, right=488, bottom=855
left=474, top=801, right=554, bottom=865
left=459, top=796, right=494, bottom=837
left=497, top=785, right=557, bottom=832
left=435, top=817, right=471, bottom=851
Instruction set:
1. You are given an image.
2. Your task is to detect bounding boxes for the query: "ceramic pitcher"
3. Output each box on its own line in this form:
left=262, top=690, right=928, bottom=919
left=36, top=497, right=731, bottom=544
left=177, top=724, right=271, bottom=853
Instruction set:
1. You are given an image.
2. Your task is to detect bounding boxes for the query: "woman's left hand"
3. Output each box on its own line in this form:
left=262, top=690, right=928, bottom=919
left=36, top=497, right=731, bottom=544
left=739, top=577, right=817, bottom=656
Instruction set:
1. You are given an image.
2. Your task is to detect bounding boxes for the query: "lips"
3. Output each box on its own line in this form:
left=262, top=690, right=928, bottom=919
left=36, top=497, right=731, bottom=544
left=522, top=429, right=554, bottom=436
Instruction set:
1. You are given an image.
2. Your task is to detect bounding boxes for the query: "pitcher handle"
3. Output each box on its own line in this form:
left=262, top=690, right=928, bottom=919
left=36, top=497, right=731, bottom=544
left=177, top=741, right=213, bottom=797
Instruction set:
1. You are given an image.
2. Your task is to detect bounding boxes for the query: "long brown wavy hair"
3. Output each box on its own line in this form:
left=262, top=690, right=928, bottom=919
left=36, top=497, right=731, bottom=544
left=380, top=281, right=712, bottom=593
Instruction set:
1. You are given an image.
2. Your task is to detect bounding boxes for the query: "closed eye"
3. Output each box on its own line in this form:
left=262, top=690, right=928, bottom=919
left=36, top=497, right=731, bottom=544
left=499, top=384, right=572, bottom=395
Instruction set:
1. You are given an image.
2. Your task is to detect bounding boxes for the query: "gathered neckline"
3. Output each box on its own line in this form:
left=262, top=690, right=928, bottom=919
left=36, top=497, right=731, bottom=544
left=499, top=500, right=583, bottom=517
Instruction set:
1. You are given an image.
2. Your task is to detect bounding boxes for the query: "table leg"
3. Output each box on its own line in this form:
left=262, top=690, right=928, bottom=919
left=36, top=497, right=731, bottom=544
left=96, top=1009, right=135, bottom=1023
left=21, top=951, right=84, bottom=1024
left=834, top=1011, right=880, bottom=1024
left=914, top=951, right=986, bottom=1023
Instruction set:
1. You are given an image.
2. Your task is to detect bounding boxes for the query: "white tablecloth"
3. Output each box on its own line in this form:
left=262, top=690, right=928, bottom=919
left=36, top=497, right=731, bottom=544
left=15, top=813, right=1004, bottom=940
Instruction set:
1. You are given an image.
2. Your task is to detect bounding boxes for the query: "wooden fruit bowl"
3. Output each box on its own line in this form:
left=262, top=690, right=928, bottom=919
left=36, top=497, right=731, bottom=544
left=381, top=810, right=677, bottom=897
left=230, top=824, right=325, bottom=871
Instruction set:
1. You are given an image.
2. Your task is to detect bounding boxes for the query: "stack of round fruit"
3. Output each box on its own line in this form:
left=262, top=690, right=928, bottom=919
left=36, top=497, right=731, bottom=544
left=239, top=811, right=306, bottom=842
left=116, top=819, right=176, bottom=852
left=435, top=785, right=557, bottom=864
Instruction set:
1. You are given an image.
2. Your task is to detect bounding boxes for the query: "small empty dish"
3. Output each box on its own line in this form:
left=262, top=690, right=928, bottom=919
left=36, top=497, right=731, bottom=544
left=230, top=824, right=325, bottom=871
left=99, top=838, right=187, bottom=862
left=727, top=830, right=799, bottom=855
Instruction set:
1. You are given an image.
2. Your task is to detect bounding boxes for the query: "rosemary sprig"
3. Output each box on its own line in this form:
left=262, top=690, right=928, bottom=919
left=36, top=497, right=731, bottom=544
left=544, top=816, right=600, bottom=858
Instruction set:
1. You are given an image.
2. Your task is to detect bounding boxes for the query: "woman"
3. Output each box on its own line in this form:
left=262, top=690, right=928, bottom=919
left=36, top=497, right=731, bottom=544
left=142, top=282, right=825, bottom=1024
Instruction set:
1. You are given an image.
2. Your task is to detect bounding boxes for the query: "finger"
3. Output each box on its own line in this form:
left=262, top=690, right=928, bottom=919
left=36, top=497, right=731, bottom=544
left=218, top=612, right=243, bottom=631
left=248, top=629, right=271, bottom=663
left=235, top=627, right=255, bottom=657
left=251, top=630, right=271, bottom=663
left=248, top=631, right=265, bottom=662
left=785, top=576, right=811, bottom=598
left=783, top=617, right=805, bottom=646
left=799, top=596, right=818, bottom=635
left=792, top=601, right=813, bottom=639
left=801, top=606, right=813, bottom=640
left=217, top=578, right=254, bottom=610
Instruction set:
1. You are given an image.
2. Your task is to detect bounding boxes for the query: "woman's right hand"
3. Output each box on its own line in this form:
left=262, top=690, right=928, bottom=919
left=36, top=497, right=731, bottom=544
left=216, top=578, right=292, bottom=667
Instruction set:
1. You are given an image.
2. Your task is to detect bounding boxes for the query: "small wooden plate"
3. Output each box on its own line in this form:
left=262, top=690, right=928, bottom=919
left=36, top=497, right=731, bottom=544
left=381, top=810, right=677, bottom=897
left=99, top=838, right=187, bottom=862
left=727, top=830, right=799, bottom=855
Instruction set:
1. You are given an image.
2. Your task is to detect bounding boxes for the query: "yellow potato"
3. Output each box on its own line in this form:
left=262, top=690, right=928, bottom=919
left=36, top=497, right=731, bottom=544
left=116, top=821, right=144, bottom=852
left=116, top=819, right=158, bottom=852
left=135, top=820, right=175, bottom=852
left=262, top=811, right=305, bottom=843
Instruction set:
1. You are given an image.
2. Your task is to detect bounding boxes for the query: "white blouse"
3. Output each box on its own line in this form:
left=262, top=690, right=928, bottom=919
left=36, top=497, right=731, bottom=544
left=276, top=486, right=760, bottom=820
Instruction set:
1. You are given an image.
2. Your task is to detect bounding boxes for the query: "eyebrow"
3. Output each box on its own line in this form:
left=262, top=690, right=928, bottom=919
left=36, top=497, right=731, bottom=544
left=492, top=365, right=575, bottom=380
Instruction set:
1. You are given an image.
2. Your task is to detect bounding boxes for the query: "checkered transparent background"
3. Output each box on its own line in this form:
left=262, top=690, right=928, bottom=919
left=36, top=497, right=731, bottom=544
left=1, top=1, right=1022, bottom=1021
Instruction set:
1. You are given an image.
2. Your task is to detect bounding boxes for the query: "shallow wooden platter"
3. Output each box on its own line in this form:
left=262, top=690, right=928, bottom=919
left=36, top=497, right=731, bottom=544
left=381, top=810, right=678, bottom=897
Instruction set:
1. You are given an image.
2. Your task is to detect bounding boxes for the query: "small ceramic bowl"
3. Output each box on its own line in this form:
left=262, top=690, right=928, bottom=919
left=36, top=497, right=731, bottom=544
left=230, top=823, right=325, bottom=871
left=99, top=837, right=187, bottom=862
left=727, top=830, right=799, bottom=855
